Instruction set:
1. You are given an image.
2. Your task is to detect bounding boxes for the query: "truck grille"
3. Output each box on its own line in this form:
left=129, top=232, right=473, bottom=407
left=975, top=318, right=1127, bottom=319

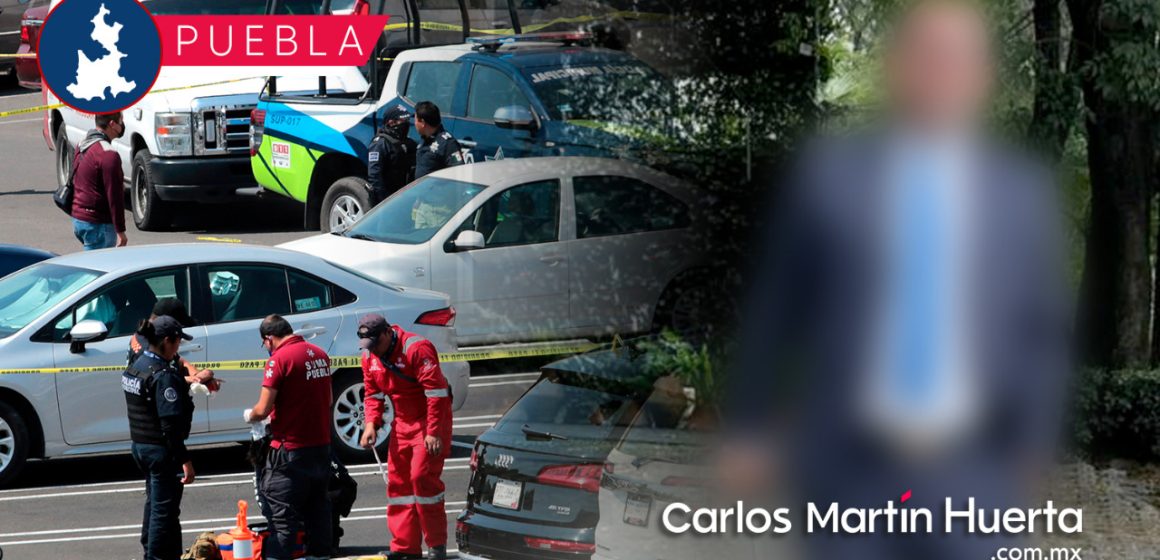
left=194, top=106, right=254, bottom=156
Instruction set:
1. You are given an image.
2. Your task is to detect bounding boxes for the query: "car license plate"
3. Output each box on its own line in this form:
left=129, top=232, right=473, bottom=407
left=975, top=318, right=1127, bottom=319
left=623, top=493, right=652, bottom=527
left=492, top=479, right=522, bottom=510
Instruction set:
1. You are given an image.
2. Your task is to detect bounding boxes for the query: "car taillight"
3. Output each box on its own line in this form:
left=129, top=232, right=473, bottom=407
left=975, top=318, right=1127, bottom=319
left=20, top=23, right=29, bottom=44
left=416, top=307, right=455, bottom=327
left=469, top=449, right=478, bottom=471
left=249, top=108, right=266, bottom=156
left=523, top=537, right=596, bottom=554
left=353, top=0, right=370, bottom=15
left=537, top=464, right=602, bottom=493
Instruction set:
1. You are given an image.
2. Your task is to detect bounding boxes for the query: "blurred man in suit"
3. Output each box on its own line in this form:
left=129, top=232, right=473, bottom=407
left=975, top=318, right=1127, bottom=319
left=725, top=1, right=1072, bottom=558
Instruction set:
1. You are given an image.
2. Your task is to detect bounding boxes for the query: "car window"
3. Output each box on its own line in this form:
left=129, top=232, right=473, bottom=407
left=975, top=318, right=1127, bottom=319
left=493, top=375, right=643, bottom=445
left=346, top=176, right=486, bottom=244
left=204, top=265, right=291, bottom=323
left=573, top=176, right=690, bottom=239
left=404, top=62, right=462, bottom=112
left=54, top=268, right=189, bottom=341
left=453, top=180, right=560, bottom=249
left=0, top=264, right=102, bottom=339
left=288, top=269, right=333, bottom=314
left=467, top=65, right=530, bottom=121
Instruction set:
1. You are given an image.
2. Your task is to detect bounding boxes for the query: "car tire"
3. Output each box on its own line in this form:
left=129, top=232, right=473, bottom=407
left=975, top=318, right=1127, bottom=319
left=0, top=401, right=31, bottom=488
left=653, top=271, right=721, bottom=337
left=330, top=370, right=389, bottom=463
left=54, top=125, right=74, bottom=189
left=320, top=177, right=371, bottom=233
left=131, top=151, right=173, bottom=231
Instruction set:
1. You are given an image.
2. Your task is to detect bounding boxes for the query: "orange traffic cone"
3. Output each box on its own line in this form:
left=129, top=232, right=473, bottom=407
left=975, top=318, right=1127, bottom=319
left=229, top=500, right=255, bottom=560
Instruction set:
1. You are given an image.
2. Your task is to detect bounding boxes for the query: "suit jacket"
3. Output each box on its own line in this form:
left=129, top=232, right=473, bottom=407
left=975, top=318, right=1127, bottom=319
left=730, top=130, right=1072, bottom=508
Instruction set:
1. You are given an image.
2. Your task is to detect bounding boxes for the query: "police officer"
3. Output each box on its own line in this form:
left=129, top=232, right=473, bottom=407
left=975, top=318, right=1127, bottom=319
left=413, top=101, right=465, bottom=180
left=358, top=314, right=452, bottom=560
left=245, top=314, right=334, bottom=560
left=122, top=315, right=197, bottom=560
left=128, top=298, right=216, bottom=388
left=368, top=105, right=417, bottom=206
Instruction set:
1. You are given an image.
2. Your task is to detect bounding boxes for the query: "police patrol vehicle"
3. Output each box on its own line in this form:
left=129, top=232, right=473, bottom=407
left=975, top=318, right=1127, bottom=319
left=250, top=31, right=676, bottom=230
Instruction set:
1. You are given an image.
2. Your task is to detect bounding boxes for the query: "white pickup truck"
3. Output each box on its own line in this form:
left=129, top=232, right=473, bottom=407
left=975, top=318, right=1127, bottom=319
left=43, top=0, right=364, bottom=231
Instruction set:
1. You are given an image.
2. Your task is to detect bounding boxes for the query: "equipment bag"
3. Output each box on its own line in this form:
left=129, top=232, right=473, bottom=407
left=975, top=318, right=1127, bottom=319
left=52, top=143, right=93, bottom=215
left=182, top=531, right=222, bottom=560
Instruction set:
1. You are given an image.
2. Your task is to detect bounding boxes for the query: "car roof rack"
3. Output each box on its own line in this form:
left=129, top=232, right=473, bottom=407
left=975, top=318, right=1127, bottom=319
left=467, top=32, right=595, bottom=52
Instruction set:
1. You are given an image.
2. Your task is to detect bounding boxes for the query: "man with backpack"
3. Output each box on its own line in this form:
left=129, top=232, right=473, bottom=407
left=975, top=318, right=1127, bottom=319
left=70, top=112, right=128, bottom=250
left=358, top=314, right=452, bottom=560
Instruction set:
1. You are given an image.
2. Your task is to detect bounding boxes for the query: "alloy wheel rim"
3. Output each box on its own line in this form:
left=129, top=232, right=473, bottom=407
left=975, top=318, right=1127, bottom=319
left=133, top=167, right=148, bottom=220
left=0, top=416, right=15, bottom=473
left=57, top=144, right=70, bottom=187
left=329, top=195, right=364, bottom=232
left=333, top=383, right=387, bottom=450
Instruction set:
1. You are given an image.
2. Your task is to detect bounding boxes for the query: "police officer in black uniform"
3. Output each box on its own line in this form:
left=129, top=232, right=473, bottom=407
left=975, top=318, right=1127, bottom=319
left=413, top=101, right=465, bottom=179
left=127, top=298, right=215, bottom=388
left=122, top=315, right=197, bottom=560
left=368, top=105, right=417, bottom=206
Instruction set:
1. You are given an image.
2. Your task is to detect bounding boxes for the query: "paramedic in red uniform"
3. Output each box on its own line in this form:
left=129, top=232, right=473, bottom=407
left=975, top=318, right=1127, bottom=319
left=358, top=313, right=452, bottom=560
left=245, top=314, right=334, bottom=560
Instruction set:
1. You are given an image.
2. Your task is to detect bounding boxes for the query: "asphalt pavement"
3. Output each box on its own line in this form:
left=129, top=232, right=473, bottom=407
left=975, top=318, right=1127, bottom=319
left=0, top=84, right=541, bottom=559
left=0, top=89, right=308, bottom=256
left=0, top=371, right=538, bottom=559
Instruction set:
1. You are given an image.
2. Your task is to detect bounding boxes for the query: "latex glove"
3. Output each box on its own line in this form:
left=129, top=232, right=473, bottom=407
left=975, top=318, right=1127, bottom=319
left=189, top=382, right=210, bottom=397
left=243, top=408, right=255, bottom=423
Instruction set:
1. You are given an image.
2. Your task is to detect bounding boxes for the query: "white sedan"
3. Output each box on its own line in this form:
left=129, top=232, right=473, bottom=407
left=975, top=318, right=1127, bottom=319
left=280, top=157, right=713, bottom=346
left=0, top=243, right=468, bottom=486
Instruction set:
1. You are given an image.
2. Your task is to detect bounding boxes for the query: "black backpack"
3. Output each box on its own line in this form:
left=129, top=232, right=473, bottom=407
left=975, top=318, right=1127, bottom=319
left=52, top=143, right=93, bottom=215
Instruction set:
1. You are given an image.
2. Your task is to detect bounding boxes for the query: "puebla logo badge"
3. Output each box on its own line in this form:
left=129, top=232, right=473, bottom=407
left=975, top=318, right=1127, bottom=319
left=39, top=0, right=162, bottom=114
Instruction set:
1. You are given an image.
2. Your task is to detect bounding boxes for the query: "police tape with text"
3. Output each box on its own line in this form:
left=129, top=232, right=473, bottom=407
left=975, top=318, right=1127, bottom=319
left=0, top=341, right=599, bottom=375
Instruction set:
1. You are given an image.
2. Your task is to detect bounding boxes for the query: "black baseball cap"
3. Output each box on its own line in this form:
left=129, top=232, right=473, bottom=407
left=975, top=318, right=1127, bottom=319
left=383, top=105, right=412, bottom=124
left=152, top=298, right=194, bottom=327
left=357, top=313, right=389, bottom=349
left=152, top=315, right=193, bottom=341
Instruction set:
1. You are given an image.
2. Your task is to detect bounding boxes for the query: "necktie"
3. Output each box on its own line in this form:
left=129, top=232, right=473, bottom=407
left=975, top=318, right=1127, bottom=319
left=892, top=150, right=945, bottom=405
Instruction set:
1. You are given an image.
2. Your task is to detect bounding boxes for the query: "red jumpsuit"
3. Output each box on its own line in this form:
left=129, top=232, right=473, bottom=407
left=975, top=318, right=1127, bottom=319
left=362, top=325, right=453, bottom=555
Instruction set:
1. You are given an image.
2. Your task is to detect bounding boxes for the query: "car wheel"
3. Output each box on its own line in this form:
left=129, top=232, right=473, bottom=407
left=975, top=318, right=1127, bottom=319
left=653, top=273, right=721, bottom=337
left=331, top=370, right=389, bottom=463
left=0, top=401, right=31, bottom=488
left=131, top=151, right=173, bottom=231
left=54, top=126, right=74, bottom=189
left=320, top=177, right=371, bottom=233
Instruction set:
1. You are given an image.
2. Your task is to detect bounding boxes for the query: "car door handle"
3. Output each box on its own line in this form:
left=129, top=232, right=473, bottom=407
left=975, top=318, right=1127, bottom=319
left=459, top=139, right=478, bottom=148
left=295, top=326, right=328, bottom=339
left=180, top=342, right=204, bottom=352
left=539, top=255, right=564, bottom=265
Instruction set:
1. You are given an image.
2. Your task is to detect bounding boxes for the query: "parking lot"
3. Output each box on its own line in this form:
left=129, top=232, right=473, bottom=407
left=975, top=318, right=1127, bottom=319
left=0, top=84, right=540, bottom=559
left=0, top=90, right=306, bottom=255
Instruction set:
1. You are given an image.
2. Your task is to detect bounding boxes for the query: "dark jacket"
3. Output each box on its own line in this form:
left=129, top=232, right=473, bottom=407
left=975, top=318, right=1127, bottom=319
left=70, top=130, right=125, bottom=232
left=123, top=351, right=194, bottom=463
left=368, top=127, right=416, bottom=205
left=415, top=126, right=464, bottom=179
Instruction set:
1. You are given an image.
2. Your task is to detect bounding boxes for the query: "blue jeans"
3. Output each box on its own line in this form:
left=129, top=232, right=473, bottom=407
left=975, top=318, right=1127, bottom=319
left=72, top=219, right=117, bottom=251
left=131, top=443, right=184, bottom=560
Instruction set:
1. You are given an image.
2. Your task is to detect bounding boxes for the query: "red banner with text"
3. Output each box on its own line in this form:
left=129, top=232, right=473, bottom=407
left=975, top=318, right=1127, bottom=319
left=155, top=15, right=390, bottom=66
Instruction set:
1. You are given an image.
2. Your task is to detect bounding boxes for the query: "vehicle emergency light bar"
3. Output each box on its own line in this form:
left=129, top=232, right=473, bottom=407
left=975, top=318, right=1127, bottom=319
left=467, top=32, right=594, bottom=51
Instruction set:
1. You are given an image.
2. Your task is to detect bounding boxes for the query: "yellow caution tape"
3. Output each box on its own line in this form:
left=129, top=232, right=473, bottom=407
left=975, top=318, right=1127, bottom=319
left=0, top=76, right=268, bottom=119
left=195, top=236, right=243, bottom=243
left=0, top=341, right=599, bottom=375
left=0, top=53, right=36, bottom=58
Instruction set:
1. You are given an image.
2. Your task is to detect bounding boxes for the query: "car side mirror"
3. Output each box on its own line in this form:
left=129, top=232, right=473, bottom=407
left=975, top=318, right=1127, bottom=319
left=452, top=230, right=486, bottom=251
left=69, top=320, right=109, bottom=354
left=494, top=105, right=536, bottom=131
